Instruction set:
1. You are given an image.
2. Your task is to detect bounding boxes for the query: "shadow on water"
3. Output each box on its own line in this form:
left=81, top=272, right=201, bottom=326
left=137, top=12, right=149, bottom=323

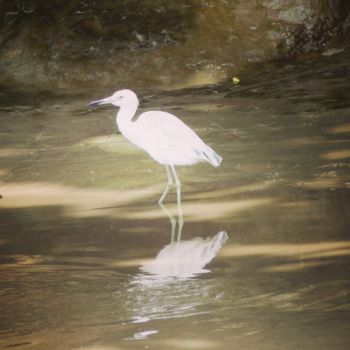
left=1, top=54, right=350, bottom=349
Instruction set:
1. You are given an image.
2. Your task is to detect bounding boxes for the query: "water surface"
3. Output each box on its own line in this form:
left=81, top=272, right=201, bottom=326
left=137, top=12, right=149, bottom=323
left=1, top=54, right=350, bottom=349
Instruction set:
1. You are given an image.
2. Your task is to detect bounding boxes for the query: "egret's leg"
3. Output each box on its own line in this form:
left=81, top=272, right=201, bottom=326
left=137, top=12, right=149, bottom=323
left=170, top=165, right=183, bottom=241
left=170, top=165, right=181, bottom=204
left=158, top=201, right=176, bottom=244
left=158, top=165, right=174, bottom=204
left=176, top=203, right=184, bottom=243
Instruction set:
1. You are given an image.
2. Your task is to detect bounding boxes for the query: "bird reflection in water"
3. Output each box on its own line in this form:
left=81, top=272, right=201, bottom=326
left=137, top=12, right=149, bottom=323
left=125, top=202, right=228, bottom=327
left=135, top=201, right=228, bottom=282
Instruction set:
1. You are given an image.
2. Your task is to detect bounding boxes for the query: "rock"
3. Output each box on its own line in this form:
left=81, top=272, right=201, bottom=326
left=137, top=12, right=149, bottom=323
left=0, top=0, right=349, bottom=89
left=278, top=5, right=313, bottom=25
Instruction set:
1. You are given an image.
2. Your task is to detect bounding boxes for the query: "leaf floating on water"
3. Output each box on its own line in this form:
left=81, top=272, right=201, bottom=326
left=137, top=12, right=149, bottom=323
left=134, top=32, right=144, bottom=42
left=232, top=76, right=240, bottom=84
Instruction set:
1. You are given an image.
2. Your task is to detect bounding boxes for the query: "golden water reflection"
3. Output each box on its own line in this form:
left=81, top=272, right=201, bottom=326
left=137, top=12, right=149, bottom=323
left=322, top=149, right=350, bottom=160
left=0, top=180, right=279, bottom=221
left=2, top=240, right=348, bottom=274
left=328, top=122, right=350, bottom=134
left=222, top=240, right=350, bottom=272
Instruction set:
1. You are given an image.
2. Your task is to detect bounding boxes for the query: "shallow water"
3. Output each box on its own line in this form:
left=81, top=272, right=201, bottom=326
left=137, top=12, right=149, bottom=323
left=1, top=53, right=350, bottom=350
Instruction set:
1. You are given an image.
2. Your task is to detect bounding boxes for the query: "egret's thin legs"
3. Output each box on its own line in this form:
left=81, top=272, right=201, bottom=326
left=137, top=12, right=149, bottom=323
left=170, top=165, right=181, bottom=204
left=176, top=201, right=184, bottom=242
left=170, top=165, right=183, bottom=241
left=158, top=165, right=174, bottom=204
left=158, top=201, right=176, bottom=243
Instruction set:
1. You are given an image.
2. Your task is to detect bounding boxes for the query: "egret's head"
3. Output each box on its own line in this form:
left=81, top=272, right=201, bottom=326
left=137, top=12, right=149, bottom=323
left=88, top=89, right=139, bottom=108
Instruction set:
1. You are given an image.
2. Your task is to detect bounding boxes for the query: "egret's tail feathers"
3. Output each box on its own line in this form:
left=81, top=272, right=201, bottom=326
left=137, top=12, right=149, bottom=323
left=202, top=145, right=223, bottom=167
left=208, top=231, right=229, bottom=251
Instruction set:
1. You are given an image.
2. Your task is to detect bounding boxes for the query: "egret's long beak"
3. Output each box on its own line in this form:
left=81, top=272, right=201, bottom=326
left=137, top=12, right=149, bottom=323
left=87, top=96, right=111, bottom=107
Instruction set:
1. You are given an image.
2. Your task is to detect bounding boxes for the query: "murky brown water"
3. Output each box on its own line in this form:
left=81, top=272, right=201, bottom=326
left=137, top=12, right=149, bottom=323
left=1, top=53, right=350, bottom=350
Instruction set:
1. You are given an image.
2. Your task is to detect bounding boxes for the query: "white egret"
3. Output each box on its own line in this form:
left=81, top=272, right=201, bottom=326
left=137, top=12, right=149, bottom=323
left=88, top=89, right=222, bottom=204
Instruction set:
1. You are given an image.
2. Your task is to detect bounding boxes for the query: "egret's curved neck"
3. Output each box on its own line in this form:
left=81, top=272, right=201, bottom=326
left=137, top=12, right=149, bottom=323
left=116, top=103, right=138, bottom=134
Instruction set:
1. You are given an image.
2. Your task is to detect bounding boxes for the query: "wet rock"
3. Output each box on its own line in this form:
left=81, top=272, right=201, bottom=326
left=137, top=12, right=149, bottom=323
left=278, top=5, right=313, bottom=25
left=0, top=0, right=349, bottom=89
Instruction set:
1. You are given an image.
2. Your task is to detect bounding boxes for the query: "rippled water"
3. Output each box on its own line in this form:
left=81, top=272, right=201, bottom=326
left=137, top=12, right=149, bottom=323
left=1, top=53, right=350, bottom=350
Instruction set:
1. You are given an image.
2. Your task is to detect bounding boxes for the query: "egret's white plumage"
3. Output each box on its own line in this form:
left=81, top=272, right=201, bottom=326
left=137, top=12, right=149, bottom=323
left=88, top=89, right=222, bottom=203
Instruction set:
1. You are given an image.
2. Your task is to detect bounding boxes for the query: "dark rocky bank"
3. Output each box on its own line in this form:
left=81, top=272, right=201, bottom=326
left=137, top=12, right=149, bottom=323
left=0, top=0, right=349, bottom=90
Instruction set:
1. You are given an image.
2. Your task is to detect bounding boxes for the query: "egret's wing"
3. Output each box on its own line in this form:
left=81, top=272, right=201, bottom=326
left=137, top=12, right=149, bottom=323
left=135, top=111, right=207, bottom=165
left=136, top=111, right=204, bottom=158
left=137, top=111, right=201, bottom=142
